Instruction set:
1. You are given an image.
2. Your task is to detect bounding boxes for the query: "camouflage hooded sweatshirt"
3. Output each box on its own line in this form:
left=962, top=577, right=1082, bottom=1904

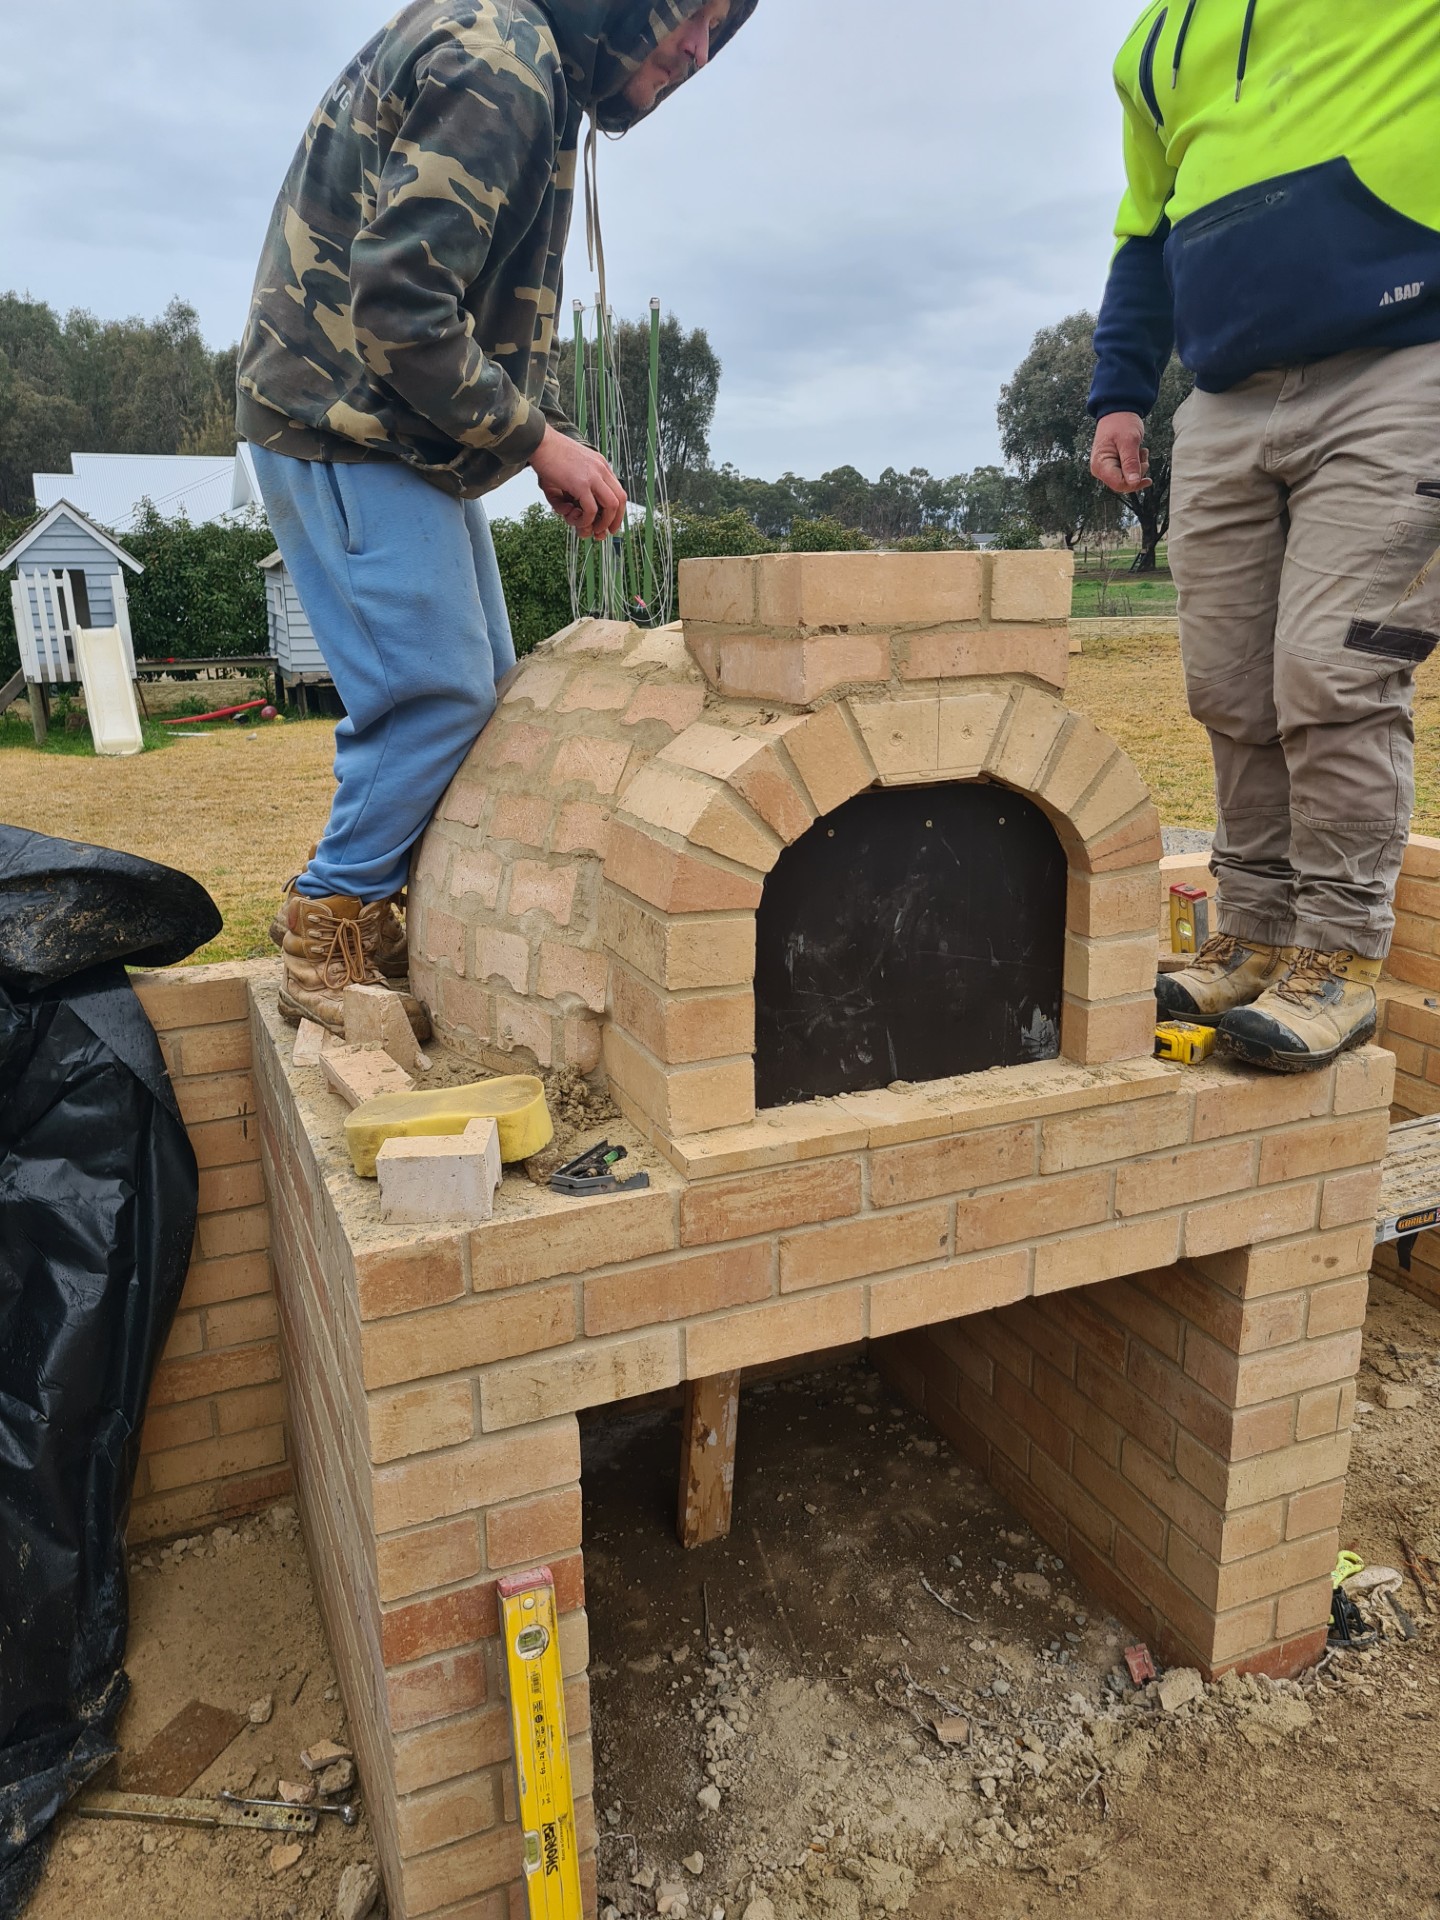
left=236, top=0, right=756, bottom=498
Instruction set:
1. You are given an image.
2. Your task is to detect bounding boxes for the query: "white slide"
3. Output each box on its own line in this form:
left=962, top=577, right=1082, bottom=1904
left=75, top=627, right=144, bottom=757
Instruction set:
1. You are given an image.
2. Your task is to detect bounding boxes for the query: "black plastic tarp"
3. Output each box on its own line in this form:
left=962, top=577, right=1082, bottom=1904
left=0, top=826, right=221, bottom=1915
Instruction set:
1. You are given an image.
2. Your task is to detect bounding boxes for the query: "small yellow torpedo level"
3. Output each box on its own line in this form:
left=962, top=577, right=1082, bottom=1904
left=499, top=1568, right=584, bottom=1920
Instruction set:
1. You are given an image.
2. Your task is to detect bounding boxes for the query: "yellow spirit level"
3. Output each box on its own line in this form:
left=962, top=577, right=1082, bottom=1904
left=1169, top=884, right=1210, bottom=955
left=499, top=1569, right=584, bottom=1920
left=1154, top=1020, right=1216, bottom=1065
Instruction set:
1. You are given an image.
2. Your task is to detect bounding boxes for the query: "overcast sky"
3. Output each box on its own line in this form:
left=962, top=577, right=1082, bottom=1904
left=2, top=0, right=1143, bottom=507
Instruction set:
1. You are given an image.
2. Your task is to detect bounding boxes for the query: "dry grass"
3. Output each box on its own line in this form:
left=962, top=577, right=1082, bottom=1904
left=4, top=629, right=1438, bottom=966
left=0, top=719, right=337, bottom=964
left=1069, top=625, right=1440, bottom=837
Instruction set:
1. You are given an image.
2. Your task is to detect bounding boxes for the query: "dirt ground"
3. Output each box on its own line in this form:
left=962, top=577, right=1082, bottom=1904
left=27, top=1504, right=378, bottom=1920
left=28, top=1272, right=1440, bottom=1920
left=581, top=1271, right=1440, bottom=1920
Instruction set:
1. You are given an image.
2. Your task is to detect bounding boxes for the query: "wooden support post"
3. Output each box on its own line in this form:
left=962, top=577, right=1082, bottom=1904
left=26, top=680, right=48, bottom=747
left=678, top=1371, right=741, bottom=1549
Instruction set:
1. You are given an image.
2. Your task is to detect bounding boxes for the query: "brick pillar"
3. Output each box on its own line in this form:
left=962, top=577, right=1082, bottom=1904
left=376, top=1420, right=595, bottom=1919
left=254, top=991, right=598, bottom=1919
left=875, top=1215, right=1372, bottom=1678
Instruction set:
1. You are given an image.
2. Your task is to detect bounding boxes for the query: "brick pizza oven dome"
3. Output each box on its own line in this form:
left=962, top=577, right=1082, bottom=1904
left=408, top=551, right=1164, bottom=1151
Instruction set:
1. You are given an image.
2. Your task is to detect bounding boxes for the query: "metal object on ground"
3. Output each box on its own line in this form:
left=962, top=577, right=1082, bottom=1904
left=1155, top=1020, right=1217, bottom=1064
left=78, top=1790, right=318, bottom=1834
left=218, top=1788, right=359, bottom=1827
left=1168, top=884, right=1210, bottom=954
left=548, top=1140, right=650, bottom=1197
left=500, top=1568, right=584, bottom=1919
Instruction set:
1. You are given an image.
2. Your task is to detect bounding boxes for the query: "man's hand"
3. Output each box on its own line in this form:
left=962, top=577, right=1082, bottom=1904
left=1091, top=412, right=1153, bottom=495
left=529, top=427, right=627, bottom=539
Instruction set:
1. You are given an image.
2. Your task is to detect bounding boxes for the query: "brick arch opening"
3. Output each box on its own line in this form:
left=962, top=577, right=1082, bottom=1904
left=752, top=782, right=1068, bottom=1108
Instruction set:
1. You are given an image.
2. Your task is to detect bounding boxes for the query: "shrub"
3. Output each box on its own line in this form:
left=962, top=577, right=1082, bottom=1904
left=786, top=516, right=869, bottom=553
left=489, top=504, right=575, bottom=655
left=123, top=501, right=274, bottom=659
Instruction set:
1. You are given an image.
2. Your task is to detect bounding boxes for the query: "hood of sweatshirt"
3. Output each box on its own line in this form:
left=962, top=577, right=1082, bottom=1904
left=541, top=0, right=759, bottom=132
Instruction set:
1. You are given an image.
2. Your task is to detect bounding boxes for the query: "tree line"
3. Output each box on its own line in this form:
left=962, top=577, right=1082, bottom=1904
left=0, top=289, right=1190, bottom=683
left=0, top=288, right=1187, bottom=558
left=0, top=294, right=236, bottom=516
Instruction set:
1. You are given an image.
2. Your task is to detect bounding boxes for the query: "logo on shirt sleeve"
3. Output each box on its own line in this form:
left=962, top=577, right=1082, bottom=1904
left=1381, top=282, right=1426, bottom=307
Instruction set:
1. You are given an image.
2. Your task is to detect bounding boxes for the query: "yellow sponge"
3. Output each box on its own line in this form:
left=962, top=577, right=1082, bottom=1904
left=345, top=1076, right=552, bottom=1179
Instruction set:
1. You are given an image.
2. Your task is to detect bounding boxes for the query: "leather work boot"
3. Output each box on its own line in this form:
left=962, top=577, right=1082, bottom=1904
left=1156, top=934, right=1295, bottom=1026
left=277, top=893, right=431, bottom=1040
left=1217, top=948, right=1381, bottom=1073
left=270, top=871, right=409, bottom=979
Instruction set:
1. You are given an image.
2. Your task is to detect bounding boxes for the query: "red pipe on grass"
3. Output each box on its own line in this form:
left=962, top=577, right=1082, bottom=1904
left=162, top=699, right=269, bottom=726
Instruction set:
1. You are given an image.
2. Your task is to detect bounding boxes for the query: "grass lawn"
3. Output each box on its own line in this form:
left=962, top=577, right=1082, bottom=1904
left=1069, top=626, right=1440, bottom=833
left=0, top=716, right=338, bottom=965
left=4, top=626, right=1439, bottom=964
left=1071, top=544, right=1178, bottom=619
left=1071, top=572, right=1178, bottom=619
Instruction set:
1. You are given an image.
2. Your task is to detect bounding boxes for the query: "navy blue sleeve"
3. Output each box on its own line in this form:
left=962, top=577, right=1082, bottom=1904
left=1088, top=226, right=1176, bottom=420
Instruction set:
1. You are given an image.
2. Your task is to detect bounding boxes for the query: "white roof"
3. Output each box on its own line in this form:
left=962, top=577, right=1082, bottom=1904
left=0, top=499, right=144, bottom=573
left=31, top=449, right=257, bottom=534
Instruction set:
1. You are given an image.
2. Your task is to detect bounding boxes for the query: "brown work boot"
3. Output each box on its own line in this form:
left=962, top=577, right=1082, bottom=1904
left=1156, top=934, right=1295, bottom=1026
left=277, top=893, right=431, bottom=1040
left=270, top=872, right=409, bottom=979
left=1217, top=948, right=1380, bottom=1073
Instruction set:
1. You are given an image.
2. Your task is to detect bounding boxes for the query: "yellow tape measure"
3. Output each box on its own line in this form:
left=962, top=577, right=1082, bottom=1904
left=500, top=1569, right=584, bottom=1920
left=1154, top=1020, right=1216, bottom=1065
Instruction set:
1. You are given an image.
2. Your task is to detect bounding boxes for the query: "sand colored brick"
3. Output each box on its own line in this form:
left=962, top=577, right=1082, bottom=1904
left=684, top=1287, right=866, bottom=1377
left=679, top=1159, right=862, bottom=1246
left=480, top=1332, right=682, bottom=1432
left=780, top=702, right=876, bottom=816
left=378, top=1121, right=502, bottom=1226
left=354, top=1239, right=466, bottom=1320
left=359, top=1281, right=575, bottom=1391
left=609, top=965, right=754, bottom=1066
left=345, top=984, right=431, bottom=1073
left=900, top=625, right=1069, bottom=689
left=322, top=1043, right=415, bottom=1109
left=780, top=1206, right=950, bottom=1293
left=989, top=549, right=1075, bottom=624
left=368, top=1381, right=476, bottom=1466
left=870, top=1249, right=1031, bottom=1337
left=584, top=1243, right=772, bottom=1335
left=870, top=1123, right=1036, bottom=1208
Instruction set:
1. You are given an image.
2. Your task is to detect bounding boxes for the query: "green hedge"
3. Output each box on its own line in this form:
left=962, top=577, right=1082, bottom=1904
left=123, top=502, right=274, bottom=659
left=0, top=502, right=274, bottom=683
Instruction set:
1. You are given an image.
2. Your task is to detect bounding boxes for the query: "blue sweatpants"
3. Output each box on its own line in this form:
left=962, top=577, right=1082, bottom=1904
left=251, top=447, right=515, bottom=902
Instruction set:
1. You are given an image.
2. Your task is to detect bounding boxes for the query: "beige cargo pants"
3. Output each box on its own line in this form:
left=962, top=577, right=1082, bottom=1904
left=1167, top=341, right=1440, bottom=957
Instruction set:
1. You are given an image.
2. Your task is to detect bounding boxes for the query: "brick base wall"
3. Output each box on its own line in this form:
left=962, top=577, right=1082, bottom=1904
left=875, top=1225, right=1369, bottom=1677
left=129, top=961, right=290, bottom=1541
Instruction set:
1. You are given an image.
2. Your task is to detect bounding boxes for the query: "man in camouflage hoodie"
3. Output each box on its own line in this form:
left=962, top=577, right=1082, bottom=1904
left=238, top=0, right=755, bottom=1034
